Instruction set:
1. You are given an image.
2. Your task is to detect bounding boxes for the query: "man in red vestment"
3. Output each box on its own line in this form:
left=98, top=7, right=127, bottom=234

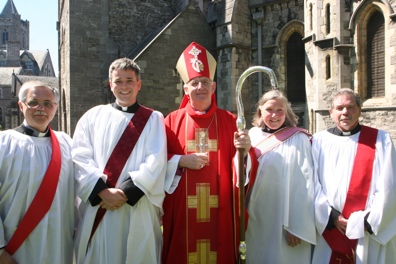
left=162, top=42, right=251, bottom=264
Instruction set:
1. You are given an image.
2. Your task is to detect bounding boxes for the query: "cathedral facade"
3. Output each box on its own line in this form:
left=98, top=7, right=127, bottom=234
left=59, top=0, right=396, bottom=141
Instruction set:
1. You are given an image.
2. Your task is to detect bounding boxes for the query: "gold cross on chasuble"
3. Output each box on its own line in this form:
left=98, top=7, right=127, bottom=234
left=188, top=183, right=218, bottom=222
left=187, top=138, right=217, bottom=153
left=188, top=239, right=217, bottom=264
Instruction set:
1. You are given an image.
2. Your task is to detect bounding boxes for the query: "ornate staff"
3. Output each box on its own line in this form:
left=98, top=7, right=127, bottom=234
left=235, top=66, right=278, bottom=263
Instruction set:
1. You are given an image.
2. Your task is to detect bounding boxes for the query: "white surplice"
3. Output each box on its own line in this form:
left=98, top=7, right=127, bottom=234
left=246, top=127, right=316, bottom=264
left=0, top=130, right=75, bottom=264
left=312, top=129, right=396, bottom=264
left=72, top=105, right=167, bottom=264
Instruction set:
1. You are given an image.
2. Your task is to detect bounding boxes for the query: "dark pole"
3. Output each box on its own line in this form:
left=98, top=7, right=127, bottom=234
left=235, top=66, right=278, bottom=263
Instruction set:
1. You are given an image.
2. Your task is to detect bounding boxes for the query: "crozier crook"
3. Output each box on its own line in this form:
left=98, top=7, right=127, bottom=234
left=235, top=66, right=278, bottom=263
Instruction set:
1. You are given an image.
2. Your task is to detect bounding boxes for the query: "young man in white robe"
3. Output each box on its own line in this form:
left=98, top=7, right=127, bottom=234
left=312, top=88, right=396, bottom=264
left=0, top=81, right=76, bottom=263
left=72, top=58, right=167, bottom=264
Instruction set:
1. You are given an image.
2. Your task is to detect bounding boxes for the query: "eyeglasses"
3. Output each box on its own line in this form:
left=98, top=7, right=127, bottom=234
left=23, top=100, right=58, bottom=109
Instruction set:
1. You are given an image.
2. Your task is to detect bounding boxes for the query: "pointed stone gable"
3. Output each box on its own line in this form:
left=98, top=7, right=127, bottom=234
left=0, top=0, right=19, bottom=19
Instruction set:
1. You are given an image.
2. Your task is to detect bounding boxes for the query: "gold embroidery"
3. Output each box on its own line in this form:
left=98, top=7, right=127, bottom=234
left=188, top=183, right=218, bottom=222
left=188, top=239, right=217, bottom=264
left=187, top=139, right=217, bottom=153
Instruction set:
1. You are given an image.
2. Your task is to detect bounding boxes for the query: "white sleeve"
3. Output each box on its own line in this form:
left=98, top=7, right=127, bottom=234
left=165, top=155, right=182, bottom=194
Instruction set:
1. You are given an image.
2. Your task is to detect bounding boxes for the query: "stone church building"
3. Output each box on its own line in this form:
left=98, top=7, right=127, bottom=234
left=59, top=0, right=396, bottom=141
left=0, top=0, right=57, bottom=130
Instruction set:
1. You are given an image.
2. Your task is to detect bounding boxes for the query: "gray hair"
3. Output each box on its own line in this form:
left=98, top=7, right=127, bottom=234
left=252, top=89, right=298, bottom=128
left=330, top=88, right=362, bottom=108
left=108, top=58, right=141, bottom=81
left=18, top=81, right=60, bottom=103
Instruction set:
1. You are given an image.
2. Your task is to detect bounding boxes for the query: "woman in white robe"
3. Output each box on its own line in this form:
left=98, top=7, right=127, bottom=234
left=245, top=90, right=316, bottom=264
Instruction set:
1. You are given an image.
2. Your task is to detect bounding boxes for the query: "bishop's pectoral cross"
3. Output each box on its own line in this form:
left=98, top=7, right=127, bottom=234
left=197, top=129, right=208, bottom=153
left=187, top=128, right=217, bottom=154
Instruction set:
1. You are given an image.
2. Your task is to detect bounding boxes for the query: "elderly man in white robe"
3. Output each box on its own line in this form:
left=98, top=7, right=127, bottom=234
left=0, top=81, right=75, bottom=263
left=72, top=58, right=167, bottom=264
left=312, top=88, right=396, bottom=264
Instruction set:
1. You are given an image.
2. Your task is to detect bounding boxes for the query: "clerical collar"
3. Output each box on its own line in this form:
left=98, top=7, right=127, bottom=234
left=112, top=102, right=140, bottom=113
left=14, top=121, right=50, bottom=137
left=186, top=101, right=217, bottom=119
left=262, top=125, right=285, bottom=134
left=327, top=124, right=361, bottom=136
left=194, top=110, right=206, bottom=115
left=191, top=105, right=208, bottom=115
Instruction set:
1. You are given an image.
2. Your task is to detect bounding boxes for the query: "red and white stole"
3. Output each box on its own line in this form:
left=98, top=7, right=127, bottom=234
left=322, top=125, right=378, bottom=264
left=88, top=106, right=153, bottom=242
left=6, top=128, right=62, bottom=255
left=247, top=126, right=311, bottom=193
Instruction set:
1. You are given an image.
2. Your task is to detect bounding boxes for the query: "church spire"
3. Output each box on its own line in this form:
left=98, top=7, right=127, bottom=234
left=0, top=0, right=19, bottom=19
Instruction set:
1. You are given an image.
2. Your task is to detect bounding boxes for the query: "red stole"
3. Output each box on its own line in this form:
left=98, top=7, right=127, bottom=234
left=323, top=126, right=378, bottom=263
left=162, top=101, right=239, bottom=264
left=6, top=128, right=62, bottom=255
left=89, top=106, right=153, bottom=241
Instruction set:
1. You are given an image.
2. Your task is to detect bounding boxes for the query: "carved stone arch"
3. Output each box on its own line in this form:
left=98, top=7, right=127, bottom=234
left=276, top=20, right=306, bottom=127
left=351, top=2, right=389, bottom=100
left=349, top=0, right=394, bottom=30
left=275, top=20, right=304, bottom=92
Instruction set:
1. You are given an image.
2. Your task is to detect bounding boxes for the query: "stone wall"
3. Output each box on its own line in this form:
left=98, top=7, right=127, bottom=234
left=108, top=0, right=175, bottom=57
left=0, top=85, right=12, bottom=129
left=60, top=0, right=119, bottom=135
left=216, top=0, right=252, bottom=118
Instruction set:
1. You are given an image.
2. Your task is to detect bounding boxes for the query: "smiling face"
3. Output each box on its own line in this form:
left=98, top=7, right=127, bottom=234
left=18, top=86, right=58, bottom=132
left=109, top=68, right=142, bottom=107
left=183, top=76, right=216, bottom=111
left=260, top=98, right=286, bottom=130
left=330, top=93, right=361, bottom=132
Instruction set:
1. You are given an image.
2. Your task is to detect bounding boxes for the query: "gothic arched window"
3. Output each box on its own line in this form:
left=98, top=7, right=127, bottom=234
left=326, top=55, right=331, bottom=80
left=2, top=30, right=8, bottom=45
left=326, top=4, right=331, bottom=35
left=286, top=32, right=306, bottom=103
left=366, top=11, right=385, bottom=98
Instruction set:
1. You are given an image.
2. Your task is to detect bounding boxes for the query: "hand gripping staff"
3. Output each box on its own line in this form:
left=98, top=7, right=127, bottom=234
left=235, top=66, right=278, bottom=263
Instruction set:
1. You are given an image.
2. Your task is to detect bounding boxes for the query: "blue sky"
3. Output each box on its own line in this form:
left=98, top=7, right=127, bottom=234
left=1, top=0, right=58, bottom=75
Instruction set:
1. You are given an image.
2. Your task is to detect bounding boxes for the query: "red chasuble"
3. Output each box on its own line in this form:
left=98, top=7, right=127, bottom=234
left=163, top=100, right=239, bottom=264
